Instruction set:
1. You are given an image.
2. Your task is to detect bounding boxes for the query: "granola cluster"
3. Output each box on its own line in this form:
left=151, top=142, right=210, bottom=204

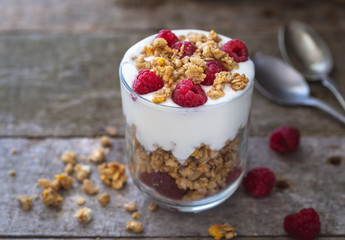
left=129, top=125, right=243, bottom=201
left=134, top=30, right=249, bottom=103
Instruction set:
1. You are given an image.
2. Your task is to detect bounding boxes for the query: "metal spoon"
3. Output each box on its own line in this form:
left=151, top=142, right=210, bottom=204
left=253, top=54, right=345, bottom=125
left=279, top=20, right=345, bottom=111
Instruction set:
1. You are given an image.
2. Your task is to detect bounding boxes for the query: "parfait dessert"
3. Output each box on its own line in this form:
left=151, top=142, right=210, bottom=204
left=120, top=29, right=254, bottom=212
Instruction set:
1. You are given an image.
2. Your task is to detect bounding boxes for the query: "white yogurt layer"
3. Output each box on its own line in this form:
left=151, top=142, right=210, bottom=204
left=120, top=29, right=254, bottom=164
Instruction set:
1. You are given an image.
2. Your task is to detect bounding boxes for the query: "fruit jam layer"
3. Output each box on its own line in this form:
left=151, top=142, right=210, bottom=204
left=129, top=126, right=244, bottom=202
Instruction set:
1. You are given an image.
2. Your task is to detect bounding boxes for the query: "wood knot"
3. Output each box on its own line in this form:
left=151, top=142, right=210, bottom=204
left=275, top=179, right=290, bottom=192
left=327, top=156, right=343, bottom=166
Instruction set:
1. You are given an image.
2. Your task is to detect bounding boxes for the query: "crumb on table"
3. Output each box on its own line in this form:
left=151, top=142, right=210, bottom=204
left=148, top=202, right=158, bottom=211
left=100, top=135, right=113, bottom=147
left=106, top=126, right=118, bottom=136
left=124, top=202, right=137, bottom=212
left=61, top=150, right=77, bottom=165
left=208, top=223, right=237, bottom=239
left=74, top=207, right=92, bottom=223
left=89, top=146, right=106, bottom=163
left=98, top=162, right=127, bottom=189
left=82, top=179, right=99, bottom=195
left=17, top=195, right=33, bottom=211
left=8, top=170, right=16, bottom=176
left=97, top=193, right=111, bottom=207
left=126, top=221, right=143, bottom=233
left=77, top=196, right=85, bottom=206
left=132, top=211, right=140, bottom=220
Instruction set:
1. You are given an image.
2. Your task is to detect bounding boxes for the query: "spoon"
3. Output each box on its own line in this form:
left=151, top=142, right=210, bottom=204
left=253, top=54, right=345, bottom=125
left=279, top=20, right=345, bottom=111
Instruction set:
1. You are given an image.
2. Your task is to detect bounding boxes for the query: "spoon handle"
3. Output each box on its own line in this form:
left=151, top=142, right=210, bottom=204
left=304, top=97, right=345, bottom=125
left=320, top=75, right=345, bottom=111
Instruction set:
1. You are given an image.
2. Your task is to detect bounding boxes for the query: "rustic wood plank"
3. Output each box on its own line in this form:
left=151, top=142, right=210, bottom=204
left=1, top=137, right=344, bottom=237
left=0, top=0, right=344, bottom=34
left=0, top=33, right=345, bottom=137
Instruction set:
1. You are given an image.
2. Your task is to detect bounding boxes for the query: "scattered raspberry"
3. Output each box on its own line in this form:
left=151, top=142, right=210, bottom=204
left=269, top=126, right=300, bottom=154
left=201, top=60, right=226, bottom=86
left=284, top=208, right=321, bottom=240
left=172, top=41, right=197, bottom=57
left=172, top=79, right=207, bottom=107
left=155, top=29, right=178, bottom=47
left=221, top=39, right=249, bottom=63
left=152, top=171, right=186, bottom=200
left=133, top=69, right=164, bottom=95
left=242, top=167, right=275, bottom=198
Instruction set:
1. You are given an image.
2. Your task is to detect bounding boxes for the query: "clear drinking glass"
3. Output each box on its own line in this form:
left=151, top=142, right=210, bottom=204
left=119, top=30, right=254, bottom=212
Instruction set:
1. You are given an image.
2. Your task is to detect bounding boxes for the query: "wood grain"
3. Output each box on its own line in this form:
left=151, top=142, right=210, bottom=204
left=1, top=137, right=344, bottom=237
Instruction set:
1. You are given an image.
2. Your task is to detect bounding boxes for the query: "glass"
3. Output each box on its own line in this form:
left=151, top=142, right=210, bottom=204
left=119, top=62, right=253, bottom=212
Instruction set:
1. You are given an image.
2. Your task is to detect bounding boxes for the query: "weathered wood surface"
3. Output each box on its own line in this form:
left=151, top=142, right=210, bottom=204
left=1, top=137, right=345, bottom=238
left=1, top=0, right=345, bottom=239
left=0, top=0, right=345, bottom=137
left=1, top=33, right=345, bottom=138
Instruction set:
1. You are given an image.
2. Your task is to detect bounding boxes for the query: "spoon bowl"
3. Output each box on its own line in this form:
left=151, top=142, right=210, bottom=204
left=279, top=20, right=345, bottom=110
left=253, top=54, right=345, bottom=125
left=279, top=20, right=333, bottom=79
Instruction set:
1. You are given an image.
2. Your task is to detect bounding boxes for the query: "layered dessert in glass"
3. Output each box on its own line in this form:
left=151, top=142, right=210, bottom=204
left=120, top=29, right=254, bottom=212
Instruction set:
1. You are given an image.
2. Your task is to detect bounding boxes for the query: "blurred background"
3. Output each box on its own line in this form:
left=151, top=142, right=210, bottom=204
left=1, top=0, right=344, bottom=138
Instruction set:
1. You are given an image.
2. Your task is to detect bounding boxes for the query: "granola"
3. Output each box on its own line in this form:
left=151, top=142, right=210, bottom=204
left=134, top=30, right=249, bottom=104
left=61, top=150, right=77, bottom=165
left=97, top=193, right=111, bottom=207
left=77, top=196, right=86, bottom=206
left=132, top=211, right=140, bottom=220
left=100, top=135, right=113, bottom=148
left=126, top=221, right=143, bottom=233
left=98, top=162, right=127, bottom=189
left=17, top=195, right=33, bottom=211
left=74, top=207, right=92, bottom=223
left=147, top=202, right=158, bottom=211
left=208, top=223, right=237, bottom=239
left=89, top=146, right=106, bottom=164
left=82, top=179, right=99, bottom=195
left=75, top=164, right=91, bottom=182
left=124, top=202, right=137, bottom=212
left=129, top=125, right=243, bottom=201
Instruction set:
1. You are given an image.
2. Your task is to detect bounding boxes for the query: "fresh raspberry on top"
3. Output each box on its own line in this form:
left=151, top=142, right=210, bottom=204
left=172, top=79, right=207, bottom=107
left=133, top=69, right=164, bottom=95
left=284, top=208, right=321, bottom=240
left=242, top=167, right=276, bottom=198
left=201, top=60, right=226, bottom=86
left=155, top=30, right=178, bottom=47
left=221, top=39, right=249, bottom=63
left=171, top=41, right=197, bottom=57
left=269, top=126, right=300, bottom=154
left=152, top=171, right=186, bottom=200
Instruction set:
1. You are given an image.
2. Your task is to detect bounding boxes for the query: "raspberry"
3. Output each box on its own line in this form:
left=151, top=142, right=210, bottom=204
left=152, top=171, right=186, bottom=200
left=269, top=126, right=300, bottom=154
left=171, top=41, right=197, bottom=57
left=201, top=60, right=226, bottom=86
left=172, top=79, right=207, bottom=107
left=284, top=208, right=321, bottom=240
left=242, top=167, right=275, bottom=198
left=155, top=30, right=178, bottom=47
left=221, top=39, right=249, bottom=63
left=133, top=69, right=164, bottom=95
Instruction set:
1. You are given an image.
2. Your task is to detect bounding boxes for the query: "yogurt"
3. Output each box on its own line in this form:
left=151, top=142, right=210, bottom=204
left=120, top=29, right=254, bottom=164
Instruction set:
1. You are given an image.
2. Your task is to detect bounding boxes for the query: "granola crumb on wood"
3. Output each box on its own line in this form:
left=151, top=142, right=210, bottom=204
left=82, top=179, right=99, bottom=195
left=124, top=202, right=137, bottom=212
left=74, top=207, right=92, bottom=223
left=17, top=195, right=33, bottom=211
left=61, top=150, right=77, bottom=165
left=126, top=221, right=143, bottom=233
left=208, top=223, right=237, bottom=239
left=98, top=162, right=127, bottom=189
left=100, top=135, right=113, bottom=148
left=147, top=202, right=158, bottom=211
left=8, top=170, right=16, bottom=176
left=89, top=146, right=106, bottom=164
left=132, top=211, right=140, bottom=220
left=77, top=196, right=85, bottom=206
left=97, top=193, right=111, bottom=207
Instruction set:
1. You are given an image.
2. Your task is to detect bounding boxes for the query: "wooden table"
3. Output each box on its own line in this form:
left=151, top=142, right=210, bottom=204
left=1, top=0, right=345, bottom=239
